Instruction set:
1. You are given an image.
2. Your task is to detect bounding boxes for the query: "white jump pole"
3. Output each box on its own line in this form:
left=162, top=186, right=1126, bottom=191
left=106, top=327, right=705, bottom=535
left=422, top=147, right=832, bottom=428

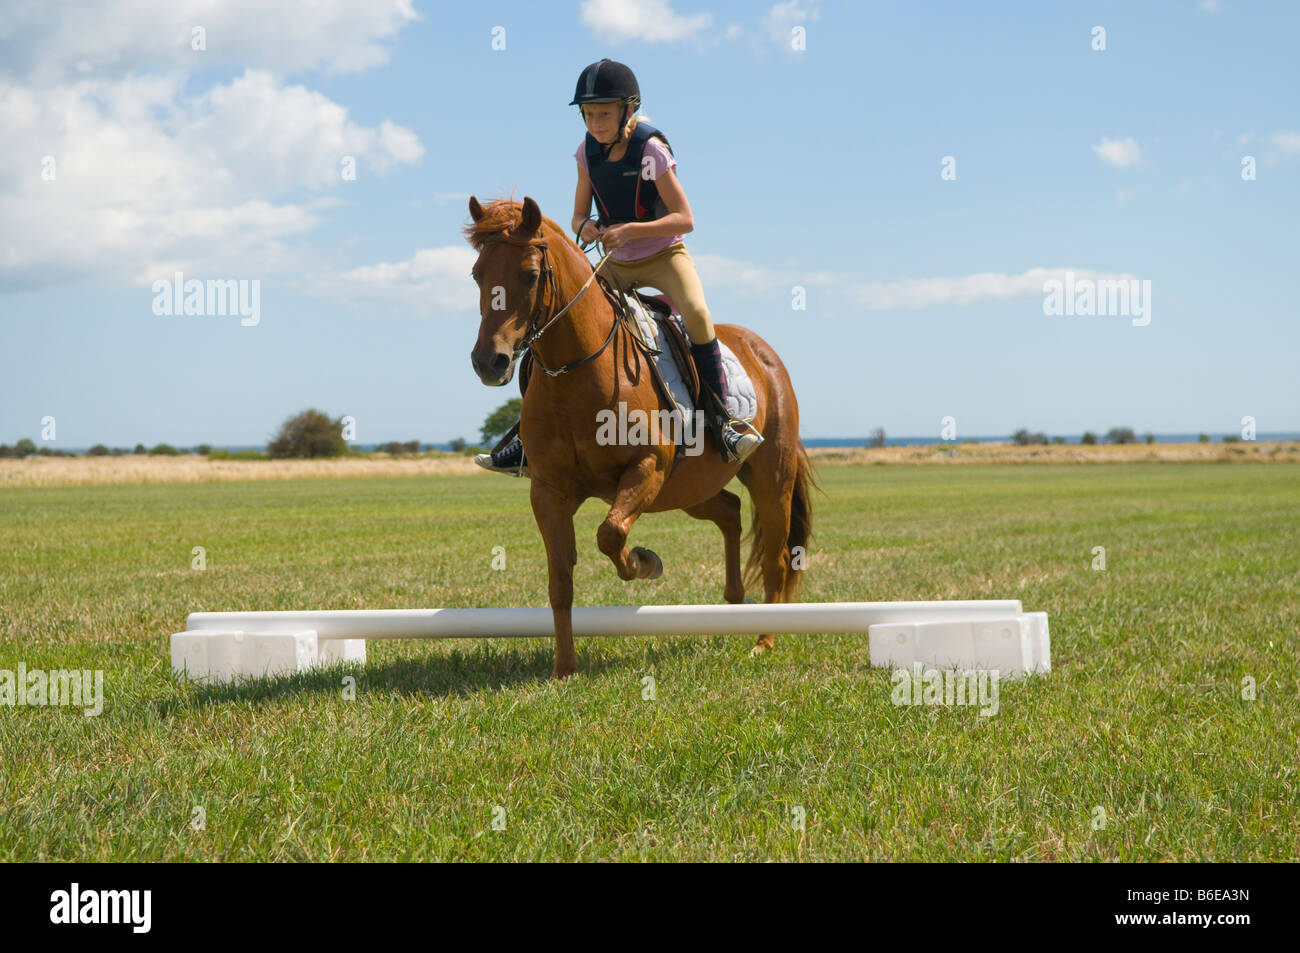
left=172, top=600, right=1051, bottom=682
left=185, top=600, right=1024, bottom=640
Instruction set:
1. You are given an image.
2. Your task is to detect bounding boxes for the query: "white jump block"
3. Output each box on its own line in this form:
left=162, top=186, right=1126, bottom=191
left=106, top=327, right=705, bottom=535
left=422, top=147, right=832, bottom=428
left=319, top=638, right=367, bottom=666
left=868, top=612, right=1051, bottom=678
left=170, top=629, right=366, bottom=683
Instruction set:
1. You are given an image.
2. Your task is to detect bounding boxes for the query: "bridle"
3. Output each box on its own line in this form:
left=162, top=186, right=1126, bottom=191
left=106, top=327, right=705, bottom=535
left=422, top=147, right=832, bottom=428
left=480, top=228, right=620, bottom=378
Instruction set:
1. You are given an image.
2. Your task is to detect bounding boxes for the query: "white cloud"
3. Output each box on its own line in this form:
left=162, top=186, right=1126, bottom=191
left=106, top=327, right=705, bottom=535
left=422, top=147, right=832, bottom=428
left=1268, top=130, right=1300, bottom=162
left=325, top=247, right=1143, bottom=320
left=0, top=2, right=424, bottom=293
left=848, top=268, right=1134, bottom=310
left=183, top=70, right=425, bottom=190
left=0, top=0, right=420, bottom=84
left=321, top=246, right=479, bottom=316
left=1092, top=136, right=1141, bottom=168
left=696, top=256, right=1137, bottom=311
left=579, top=0, right=713, bottom=44
left=761, top=0, right=822, bottom=51
left=694, top=253, right=838, bottom=294
left=1199, top=0, right=1220, bottom=13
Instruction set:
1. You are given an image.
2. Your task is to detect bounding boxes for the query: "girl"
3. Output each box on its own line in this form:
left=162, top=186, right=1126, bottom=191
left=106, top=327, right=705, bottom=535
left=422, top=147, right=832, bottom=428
left=478, top=59, right=761, bottom=476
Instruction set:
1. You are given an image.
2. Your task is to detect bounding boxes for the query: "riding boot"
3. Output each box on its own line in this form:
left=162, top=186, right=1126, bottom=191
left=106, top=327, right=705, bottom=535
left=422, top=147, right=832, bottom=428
left=690, top=338, right=762, bottom=462
left=690, top=337, right=728, bottom=403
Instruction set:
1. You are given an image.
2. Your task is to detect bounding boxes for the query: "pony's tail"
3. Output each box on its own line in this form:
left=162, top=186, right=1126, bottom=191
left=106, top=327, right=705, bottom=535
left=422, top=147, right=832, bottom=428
left=743, top=441, right=818, bottom=602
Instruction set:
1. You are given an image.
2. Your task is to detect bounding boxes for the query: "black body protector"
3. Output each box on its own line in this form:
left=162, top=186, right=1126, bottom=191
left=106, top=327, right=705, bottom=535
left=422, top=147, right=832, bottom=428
left=584, top=122, right=675, bottom=227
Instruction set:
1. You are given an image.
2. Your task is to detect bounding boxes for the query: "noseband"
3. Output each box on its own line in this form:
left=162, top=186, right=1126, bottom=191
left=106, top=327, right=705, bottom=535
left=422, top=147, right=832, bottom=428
left=480, top=230, right=619, bottom=377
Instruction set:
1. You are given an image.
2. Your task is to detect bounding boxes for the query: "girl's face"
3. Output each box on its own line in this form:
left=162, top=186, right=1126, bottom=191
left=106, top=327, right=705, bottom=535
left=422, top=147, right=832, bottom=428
left=582, top=102, right=626, bottom=144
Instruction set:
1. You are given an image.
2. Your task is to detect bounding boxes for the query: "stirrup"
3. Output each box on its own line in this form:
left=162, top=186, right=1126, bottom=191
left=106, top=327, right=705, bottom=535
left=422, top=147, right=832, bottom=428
left=473, top=424, right=529, bottom=478
left=719, top=417, right=763, bottom=463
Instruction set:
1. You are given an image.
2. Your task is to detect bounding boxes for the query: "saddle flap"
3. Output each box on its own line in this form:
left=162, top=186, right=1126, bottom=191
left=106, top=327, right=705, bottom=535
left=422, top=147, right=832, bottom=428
left=650, top=306, right=701, bottom=408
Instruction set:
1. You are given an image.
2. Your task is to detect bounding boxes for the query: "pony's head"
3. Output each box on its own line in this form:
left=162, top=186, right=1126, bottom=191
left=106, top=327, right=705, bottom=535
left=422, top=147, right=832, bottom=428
left=463, top=195, right=554, bottom=386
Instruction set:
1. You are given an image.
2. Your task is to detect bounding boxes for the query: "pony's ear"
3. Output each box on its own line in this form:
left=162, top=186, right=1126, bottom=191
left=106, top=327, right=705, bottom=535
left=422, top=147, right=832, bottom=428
left=520, top=196, right=542, bottom=235
left=469, top=196, right=484, bottom=222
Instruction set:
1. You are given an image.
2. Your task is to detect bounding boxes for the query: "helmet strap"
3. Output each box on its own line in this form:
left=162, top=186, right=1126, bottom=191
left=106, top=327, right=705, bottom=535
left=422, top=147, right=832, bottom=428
left=602, top=100, right=634, bottom=158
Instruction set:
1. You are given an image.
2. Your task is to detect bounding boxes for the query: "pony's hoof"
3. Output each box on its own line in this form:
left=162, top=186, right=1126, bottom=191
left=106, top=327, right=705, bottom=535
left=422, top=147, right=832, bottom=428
left=552, top=662, right=578, bottom=679
left=751, top=635, right=776, bottom=655
left=631, top=547, right=663, bottom=579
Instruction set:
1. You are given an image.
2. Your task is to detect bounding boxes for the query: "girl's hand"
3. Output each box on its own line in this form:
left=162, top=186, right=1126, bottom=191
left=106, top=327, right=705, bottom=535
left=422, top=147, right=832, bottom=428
left=600, top=223, right=636, bottom=249
left=579, top=220, right=601, bottom=244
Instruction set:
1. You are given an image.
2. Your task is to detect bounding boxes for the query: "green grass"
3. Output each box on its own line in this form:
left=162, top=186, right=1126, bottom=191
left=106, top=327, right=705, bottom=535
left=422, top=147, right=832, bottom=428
left=1, top=464, right=1296, bottom=860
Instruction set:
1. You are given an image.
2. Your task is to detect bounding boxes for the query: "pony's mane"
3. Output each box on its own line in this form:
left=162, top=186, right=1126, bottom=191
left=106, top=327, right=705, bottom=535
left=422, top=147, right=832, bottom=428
left=462, top=197, right=570, bottom=251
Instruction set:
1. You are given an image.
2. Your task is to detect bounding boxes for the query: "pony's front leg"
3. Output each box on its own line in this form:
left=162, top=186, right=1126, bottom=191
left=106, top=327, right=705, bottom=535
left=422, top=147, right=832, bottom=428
left=597, top=455, right=667, bottom=581
left=530, top=479, right=581, bottom=678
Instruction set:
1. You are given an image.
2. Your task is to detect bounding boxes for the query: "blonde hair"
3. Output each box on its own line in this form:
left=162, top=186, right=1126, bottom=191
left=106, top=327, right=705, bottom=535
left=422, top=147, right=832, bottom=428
left=582, top=104, right=652, bottom=138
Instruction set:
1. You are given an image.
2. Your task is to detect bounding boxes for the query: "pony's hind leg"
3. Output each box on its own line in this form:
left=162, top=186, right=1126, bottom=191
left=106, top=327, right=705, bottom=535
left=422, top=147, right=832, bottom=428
left=738, top=464, right=797, bottom=653
left=683, top=489, right=745, bottom=604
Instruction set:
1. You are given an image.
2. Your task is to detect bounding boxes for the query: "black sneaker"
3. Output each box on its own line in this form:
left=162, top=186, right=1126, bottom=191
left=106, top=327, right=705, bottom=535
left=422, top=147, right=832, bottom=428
left=474, top=436, right=529, bottom=477
left=720, top=420, right=763, bottom=463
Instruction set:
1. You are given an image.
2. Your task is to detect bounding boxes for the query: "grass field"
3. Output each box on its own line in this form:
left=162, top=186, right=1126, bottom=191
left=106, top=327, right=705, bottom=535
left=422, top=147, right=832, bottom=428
left=1, top=463, right=1296, bottom=860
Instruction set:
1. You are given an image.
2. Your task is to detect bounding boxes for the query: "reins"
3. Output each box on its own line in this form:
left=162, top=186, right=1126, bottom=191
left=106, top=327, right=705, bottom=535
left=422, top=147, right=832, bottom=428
left=481, top=228, right=622, bottom=378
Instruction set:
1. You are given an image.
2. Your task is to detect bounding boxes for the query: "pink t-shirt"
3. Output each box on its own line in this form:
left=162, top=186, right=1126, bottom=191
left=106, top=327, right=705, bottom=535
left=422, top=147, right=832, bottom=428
left=576, top=135, right=683, bottom=261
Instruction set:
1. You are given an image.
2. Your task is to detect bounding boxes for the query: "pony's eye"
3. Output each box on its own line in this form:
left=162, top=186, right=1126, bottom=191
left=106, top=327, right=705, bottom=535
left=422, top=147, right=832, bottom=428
left=520, top=271, right=539, bottom=286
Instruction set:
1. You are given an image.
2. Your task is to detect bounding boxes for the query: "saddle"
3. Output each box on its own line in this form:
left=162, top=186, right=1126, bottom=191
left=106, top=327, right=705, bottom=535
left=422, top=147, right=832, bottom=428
left=519, top=277, right=715, bottom=424
left=624, top=290, right=702, bottom=409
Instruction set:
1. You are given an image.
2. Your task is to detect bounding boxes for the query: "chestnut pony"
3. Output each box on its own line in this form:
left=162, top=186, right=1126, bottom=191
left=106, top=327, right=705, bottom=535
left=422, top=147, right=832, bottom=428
left=465, top=196, right=814, bottom=677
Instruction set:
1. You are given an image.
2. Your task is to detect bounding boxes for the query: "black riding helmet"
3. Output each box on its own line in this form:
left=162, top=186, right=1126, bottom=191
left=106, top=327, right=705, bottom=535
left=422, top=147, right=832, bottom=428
left=570, top=59, right=641, bottom=158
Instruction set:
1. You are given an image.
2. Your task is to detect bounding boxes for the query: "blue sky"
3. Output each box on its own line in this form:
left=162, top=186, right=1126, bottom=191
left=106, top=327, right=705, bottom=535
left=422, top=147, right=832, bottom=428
left=1, top=0, right=1297, bottom=447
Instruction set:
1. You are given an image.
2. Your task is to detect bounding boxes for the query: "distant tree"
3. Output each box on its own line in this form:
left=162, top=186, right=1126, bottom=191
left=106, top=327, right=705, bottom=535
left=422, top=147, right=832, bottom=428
left=195, top=444, right=212, bottom=456
left=15, top=438, right=37, bottom=457
left=87, top=444, right=109, bottom=456
left=149, top=443, right=179, bottom=455
left=868, top=427, right=886, bottom=449
left=1197, top=433, right=1210, bottom=444
left=1106, top=427, right=1137, bottom=445
left=110, top=447, right=126, bottom=456
left=268, top=409, right=347, bottom=459
left=133, top=444, right=147, bottom=455
left=1222, top=434, right=1241, bottom=443
left=1012, top=429, right=1049, bottom=446
left=1051, top=436, right=1065, bottom=445
left=1144, top=433, right=1155, bottom=445
left=480, top=398, right=523, bottom=447
left=449, top=437, right=467, bottom=452
left=1081, top=432, right=1098, bottom=445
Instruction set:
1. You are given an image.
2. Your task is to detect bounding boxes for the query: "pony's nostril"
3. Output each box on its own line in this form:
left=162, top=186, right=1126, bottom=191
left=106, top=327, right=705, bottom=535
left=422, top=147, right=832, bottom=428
left=491, top=353, right=509, bottom=375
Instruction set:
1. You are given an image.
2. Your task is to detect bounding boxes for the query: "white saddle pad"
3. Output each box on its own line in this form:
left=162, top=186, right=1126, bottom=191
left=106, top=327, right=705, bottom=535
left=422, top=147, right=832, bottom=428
left=625, top=295, right=758, bottom=434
